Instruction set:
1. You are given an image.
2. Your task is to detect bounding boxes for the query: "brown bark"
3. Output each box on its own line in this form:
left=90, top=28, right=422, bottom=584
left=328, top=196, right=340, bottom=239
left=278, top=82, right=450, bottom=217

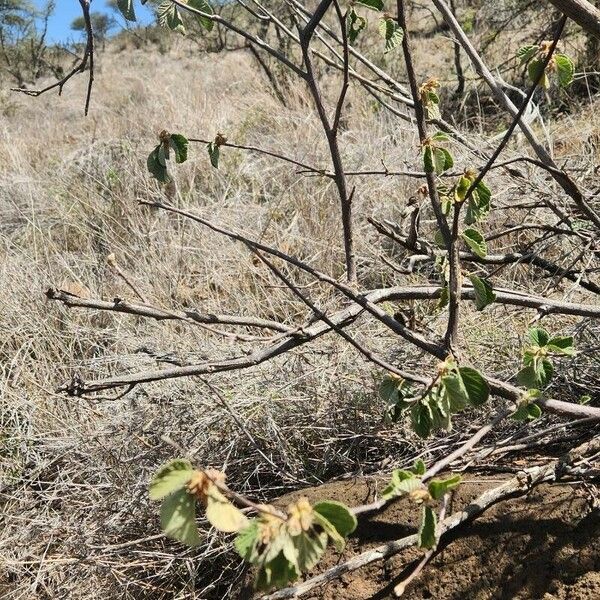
left=548, top=0, right=600, bottom=36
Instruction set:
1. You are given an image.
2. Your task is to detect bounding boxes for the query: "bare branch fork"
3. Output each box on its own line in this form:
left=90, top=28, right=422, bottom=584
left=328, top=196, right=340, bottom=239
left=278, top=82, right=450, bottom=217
left=12, top=0, right=95, bottom=115
left=299, top=0, right=355, bottom=282
left=396, top=0, right=460, bottom=354
left=431, top=0, right=600, bottom=230
left=47, top=202, right=600, bottom=422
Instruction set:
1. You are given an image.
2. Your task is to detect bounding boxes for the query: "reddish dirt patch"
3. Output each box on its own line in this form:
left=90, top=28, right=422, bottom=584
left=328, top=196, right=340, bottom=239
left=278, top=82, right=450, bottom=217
left=237, top=477, right=599, bottom=599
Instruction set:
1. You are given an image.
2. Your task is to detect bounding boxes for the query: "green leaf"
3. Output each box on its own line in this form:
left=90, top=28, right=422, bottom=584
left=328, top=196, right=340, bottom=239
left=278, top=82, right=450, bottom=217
left=441, top=193, right=453, bottom=215
left=205, top=486, right=249, bottom=533
left=160, top=489, right=201, bottom=546
left=468, top=274, right=496, bottom=310
left=458, top=367, right=490, bottom=406
left=527, top=403, right=542, bottom=419
left=537, top=358, right=554, bottom=386
left=429, top=392, right=452, bottom=431
left=547, top=336, right=575, bottom=355
left=169, top=134, right=188, bottom=164
left=357, top=0, right=384, bottom=10
left=235, top=520, right=259, bottom=561
left=379, top=375, right=402, bottom=403
left=295, top=531, right=328, bottom=572
left=207, top=142, right=220, bottom=168
left=441, top=373, right=468, bottom=412
left=313, top=501, right=357, bottom=538
left=158, top=1, right=185, bottom=34
left=149, top=459, right=194, bottom=500
left=418, top=505, right=437, bottom=549
left=425, top=92, right=441, bottom=119
left=158, top=143, right=168, bottom=166
left=187, top=0, right=214, bottom=32
left=256, top=551, right=298, bottom=591
left=428, top=474, right=461, bottom=500
left=554, top=54, right=574, bottom=87
left=516, top=366, right=538, bottom=389
left=528, top=328, right=550, bottom=347
left=437, top=285, right=449, bottom=309
left=512, top=403, right=531, bottom=421
left=454, top=175, right=471, bottom=202
left=517, top=359, right=553, bottom=389
left=380, top=375, right=411, bottom=422
left=462, top=228, right=487, bottom=258
left=347, top=8, right=367, bottom=44
left=147, top=145, right=169, bottom=183
left=412, top=459, right=426, bottom=476
left=410, top=402, right=433, bottom=439
left=517, top=44, right=538, bottom=64
left=475, top=180, right=491, bottom=210
left=528, top=58, right=548, bottom=88
left=423, top=145, right=434, bottom=174
left=465, top=182, right=491, bottom=224
left=382, top=469, right=421, bottom=499
left=378, top=17, right=404, bottom=52
left=312, top=512, right=345, bottom=552
left=579, top=395, right=591, bottom=405
left=117, top=0, right=136, bottom=21
left=431, top=131, right=450, bottom=142
left=433, top=147, right=453, bottom=175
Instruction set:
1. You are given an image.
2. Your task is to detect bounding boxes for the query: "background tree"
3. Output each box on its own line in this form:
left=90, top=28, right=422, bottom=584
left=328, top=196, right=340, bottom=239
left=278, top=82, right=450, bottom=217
left=0, top=1, right=64, bottom=86
left=71, top=11, right=114, bottom=50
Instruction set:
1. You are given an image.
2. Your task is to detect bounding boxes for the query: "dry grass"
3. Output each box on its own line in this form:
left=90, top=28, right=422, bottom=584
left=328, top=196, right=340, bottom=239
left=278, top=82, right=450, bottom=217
left=1, top=11, right=599, bottom=599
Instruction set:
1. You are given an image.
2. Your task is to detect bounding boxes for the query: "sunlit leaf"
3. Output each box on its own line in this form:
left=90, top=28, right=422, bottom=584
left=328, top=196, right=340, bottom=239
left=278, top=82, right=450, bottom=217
left=205, top=485, right=249, bottom=533
left=160, top=489, right=201, bottom=546
left=428, top=474, right=461, bottom=500
left=462, top=228, right=487, bottom=257
left=378, top=17, right=404, bottom=53
left=382, top=469, right=421, bottom=499
left=235, top=520, right=259, bottom=560
left=313, top=501, right=357, bottom=538
left=547, top=336, right=575, bottom=355
left=149, top=459, right=194, bottom=500
left=554, top=54, right=574, bottom=87
left=528, top=328, right=550, bottom=347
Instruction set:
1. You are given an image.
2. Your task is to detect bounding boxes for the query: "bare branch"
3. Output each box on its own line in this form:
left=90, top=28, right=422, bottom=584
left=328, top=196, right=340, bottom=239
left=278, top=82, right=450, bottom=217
left=262, top=438, right=600, bottom=599
left=12, top=0, right=95, bottom=115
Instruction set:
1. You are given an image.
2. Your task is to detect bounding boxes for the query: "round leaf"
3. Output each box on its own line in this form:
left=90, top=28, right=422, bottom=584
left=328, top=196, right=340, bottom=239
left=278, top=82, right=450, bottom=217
left=149, top=459, right=194, bottom=500
left=458, top=366, right=490, bottom=406
left=313, top=500, right=357, bottom=538
left=205, top=485, right=249, bottom=533
left=160, top=489, right=201, bottom=546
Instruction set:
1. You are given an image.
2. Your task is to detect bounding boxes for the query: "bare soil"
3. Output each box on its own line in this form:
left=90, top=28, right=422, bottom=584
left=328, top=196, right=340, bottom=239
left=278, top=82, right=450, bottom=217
left=238, top=476, right=599, bottom=600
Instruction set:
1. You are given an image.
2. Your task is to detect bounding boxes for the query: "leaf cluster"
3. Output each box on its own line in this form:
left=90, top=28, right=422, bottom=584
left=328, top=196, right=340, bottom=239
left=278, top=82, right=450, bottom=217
left=150, top=460, right=357, bottom=591
left=514, top=328, right=575, bottom=419
left=346, top=1, right=403, bottom=53
left=380, top=460, right=461, bottom=549
left=517, top=43, right=574, bottom=88
left=147, top=131, right=189, bottom=182
left=380, top=359, right=489, bottom=439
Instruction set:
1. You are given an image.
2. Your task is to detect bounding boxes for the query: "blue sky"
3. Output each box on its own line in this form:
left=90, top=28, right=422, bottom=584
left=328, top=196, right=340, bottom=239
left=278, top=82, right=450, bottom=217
left=33, top=1, right=155, bottom=43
